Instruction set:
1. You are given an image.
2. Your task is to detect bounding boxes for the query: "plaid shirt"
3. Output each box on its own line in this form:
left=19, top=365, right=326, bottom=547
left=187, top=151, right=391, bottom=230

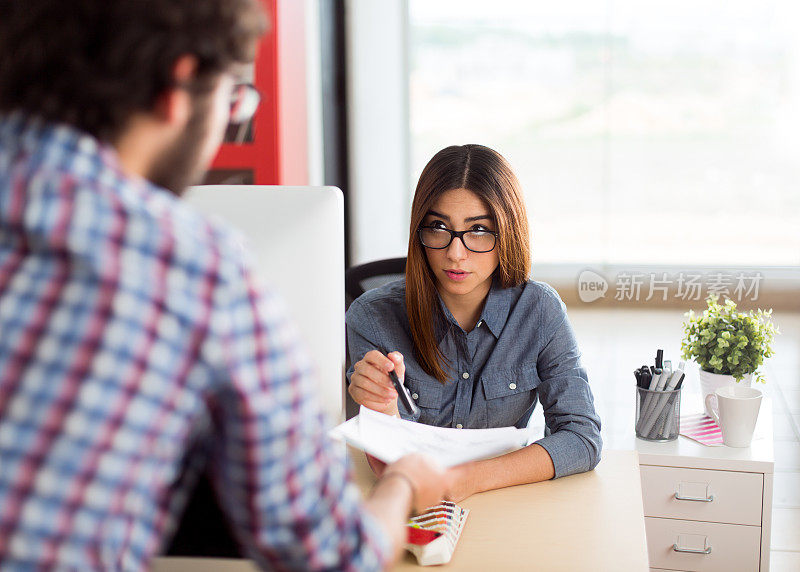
left=0, top=114, right=389, bottom=570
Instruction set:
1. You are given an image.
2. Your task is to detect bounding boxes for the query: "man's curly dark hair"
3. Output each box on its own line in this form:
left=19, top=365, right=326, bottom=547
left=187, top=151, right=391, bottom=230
left=0, top=0, right=266, bottom=142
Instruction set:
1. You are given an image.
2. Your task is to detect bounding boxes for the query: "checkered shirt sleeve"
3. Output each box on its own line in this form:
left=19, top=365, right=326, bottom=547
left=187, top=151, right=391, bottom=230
left=0, top=114, right=390, bottom=570
left=202, top=245, right=391, bottom=571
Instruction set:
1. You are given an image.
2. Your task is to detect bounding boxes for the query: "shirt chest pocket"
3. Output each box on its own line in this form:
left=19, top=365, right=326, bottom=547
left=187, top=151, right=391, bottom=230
left=404, top=377, right=443, bottom=424
left=481, top=363, right=540, bottom=427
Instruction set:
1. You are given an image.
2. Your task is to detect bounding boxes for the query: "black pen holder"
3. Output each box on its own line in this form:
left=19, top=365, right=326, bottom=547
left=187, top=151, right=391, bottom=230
left=635, top=386, right=681, bottom=442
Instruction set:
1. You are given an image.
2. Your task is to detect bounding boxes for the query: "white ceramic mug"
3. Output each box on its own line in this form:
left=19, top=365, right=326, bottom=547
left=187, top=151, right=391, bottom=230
left=704, top=385, right=763, bottom=447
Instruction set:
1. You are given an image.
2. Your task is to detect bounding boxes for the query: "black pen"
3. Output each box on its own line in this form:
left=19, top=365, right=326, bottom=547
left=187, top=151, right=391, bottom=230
left=635, top=366, right=653, bottom=389
left=380, top=348, right=420, bottom=416
left=641, top=367, right=652, bottom=389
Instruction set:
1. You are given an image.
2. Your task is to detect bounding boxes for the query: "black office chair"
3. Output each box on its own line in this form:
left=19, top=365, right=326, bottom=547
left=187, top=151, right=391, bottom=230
left=343, top=257, right=407, bottom=419
left=344, top=256, right=406, bottom=309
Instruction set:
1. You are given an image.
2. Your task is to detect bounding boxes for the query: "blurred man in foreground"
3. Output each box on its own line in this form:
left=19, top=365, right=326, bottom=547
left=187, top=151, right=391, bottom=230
left=0, top=1, right=446, bottom=568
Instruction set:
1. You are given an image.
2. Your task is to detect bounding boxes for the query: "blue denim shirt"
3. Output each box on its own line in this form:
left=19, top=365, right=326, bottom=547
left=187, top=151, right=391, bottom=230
left=345, top=278, right=602, bottom=478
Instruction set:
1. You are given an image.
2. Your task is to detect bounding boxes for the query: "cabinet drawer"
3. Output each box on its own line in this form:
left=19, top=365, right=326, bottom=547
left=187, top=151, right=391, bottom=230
left=645, top=517, right=761, bottom=571
left=640, top=465, right=763, bottom=526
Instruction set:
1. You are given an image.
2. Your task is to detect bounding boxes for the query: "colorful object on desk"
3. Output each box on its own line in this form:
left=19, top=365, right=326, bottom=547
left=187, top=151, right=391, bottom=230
left=405, top=501, right=469, bottom=566
left=679, top=413, right=724, bottom=446
left=407, top=526, right=442, bottom=545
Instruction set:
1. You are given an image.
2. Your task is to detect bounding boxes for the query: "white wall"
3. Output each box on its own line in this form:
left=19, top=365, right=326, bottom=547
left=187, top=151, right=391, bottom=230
left=277, top=0, right=324, bottom=186
left=277, top=0, right=411, bottom=263
left=345, top=0, right=411, bottom=265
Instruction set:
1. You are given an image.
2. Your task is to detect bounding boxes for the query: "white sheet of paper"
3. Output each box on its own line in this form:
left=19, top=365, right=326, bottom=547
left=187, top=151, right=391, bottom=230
left=328, top=406, right=533, bottom=467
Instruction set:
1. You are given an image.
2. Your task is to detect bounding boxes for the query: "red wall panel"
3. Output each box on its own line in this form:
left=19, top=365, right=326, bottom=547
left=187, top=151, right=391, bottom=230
left=209, top=0, right=280, bottom=185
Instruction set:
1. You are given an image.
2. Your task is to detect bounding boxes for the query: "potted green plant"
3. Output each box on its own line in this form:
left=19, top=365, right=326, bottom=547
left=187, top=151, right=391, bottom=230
left=681, top=295, right=778, bottom=416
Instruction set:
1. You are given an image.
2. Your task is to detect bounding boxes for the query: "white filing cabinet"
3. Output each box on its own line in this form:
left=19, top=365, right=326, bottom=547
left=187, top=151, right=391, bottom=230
left=610, top=398, right=774, bottom=571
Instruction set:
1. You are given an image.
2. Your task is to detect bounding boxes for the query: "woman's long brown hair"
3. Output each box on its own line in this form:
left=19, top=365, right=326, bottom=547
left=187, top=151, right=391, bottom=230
left=406, top=144, right=531, bottom=382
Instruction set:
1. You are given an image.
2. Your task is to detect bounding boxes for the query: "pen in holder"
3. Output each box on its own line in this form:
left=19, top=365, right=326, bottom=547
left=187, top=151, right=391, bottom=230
left=636, top=386, right=681, bottom=442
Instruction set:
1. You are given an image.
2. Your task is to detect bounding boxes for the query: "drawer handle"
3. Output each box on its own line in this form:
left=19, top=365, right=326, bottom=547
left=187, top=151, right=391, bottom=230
left=674, top=492, right=714, bottom=502
left=673, top=543, right=712, bottom=555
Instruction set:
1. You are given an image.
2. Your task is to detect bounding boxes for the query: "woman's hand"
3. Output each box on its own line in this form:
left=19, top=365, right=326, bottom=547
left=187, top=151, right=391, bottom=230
left=365, top=453, right=387, bottom=476
left=348, top=350, right=405, bottom=417
left=443, top=463, right=477, bottom=503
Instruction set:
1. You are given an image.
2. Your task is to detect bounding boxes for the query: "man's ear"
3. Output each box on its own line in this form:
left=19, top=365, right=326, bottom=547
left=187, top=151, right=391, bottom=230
left=153, top=54, right=199, bottom=127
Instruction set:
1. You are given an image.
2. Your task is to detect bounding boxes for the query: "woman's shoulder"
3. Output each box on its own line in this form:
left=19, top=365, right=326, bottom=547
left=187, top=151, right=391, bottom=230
left=347, top=278, right=407, bottom=318
left=514, top=279, right=568, bottom=317
left=496, top=279, right=570, bottom=340
left=521, top=279, right=563, bottom=302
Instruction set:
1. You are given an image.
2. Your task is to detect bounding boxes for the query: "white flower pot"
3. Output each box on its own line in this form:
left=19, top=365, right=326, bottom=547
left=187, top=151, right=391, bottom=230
left=698, top=369, right=753, bottom=417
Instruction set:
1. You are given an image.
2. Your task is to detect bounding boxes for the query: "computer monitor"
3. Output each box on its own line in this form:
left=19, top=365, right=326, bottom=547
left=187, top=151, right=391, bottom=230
left=185, top=185, right=345, bottom=423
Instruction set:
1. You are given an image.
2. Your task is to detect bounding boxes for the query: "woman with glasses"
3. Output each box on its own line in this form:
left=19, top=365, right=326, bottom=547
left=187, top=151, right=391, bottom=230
left=346, top=144, right=601, bottom=501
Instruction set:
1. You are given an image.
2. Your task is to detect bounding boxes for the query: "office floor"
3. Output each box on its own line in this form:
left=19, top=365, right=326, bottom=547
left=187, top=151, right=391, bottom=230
left=560, top=307, right=800, bottom=571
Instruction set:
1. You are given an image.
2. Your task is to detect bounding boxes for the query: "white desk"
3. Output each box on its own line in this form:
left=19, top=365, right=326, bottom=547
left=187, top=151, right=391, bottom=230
left=607, top=396, right=774, bottom=571
left=154, top=450, right=649, bottom=571
left=350, top=448, right=649, bottom=571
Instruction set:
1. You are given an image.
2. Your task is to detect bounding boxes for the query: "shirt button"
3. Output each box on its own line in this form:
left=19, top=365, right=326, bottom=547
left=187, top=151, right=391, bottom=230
left=462, top=372, right=470, bottom=379
left=456, top=424, right=463, bottom=429
left=411, top=392, right=419, bottom=400
left=509, top=383, right=517, bottom=390
left=477, top=320, right=483, bottom=327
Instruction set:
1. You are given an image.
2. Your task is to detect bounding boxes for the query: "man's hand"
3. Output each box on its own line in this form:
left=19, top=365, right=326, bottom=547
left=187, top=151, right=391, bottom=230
left=364, top=453, right=449, bottom=563
left=380, top=453, right=447, bottom=514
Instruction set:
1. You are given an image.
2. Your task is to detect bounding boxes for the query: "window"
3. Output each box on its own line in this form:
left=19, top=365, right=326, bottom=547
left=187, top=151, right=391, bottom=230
left=409, top=0, right=800, bottom=266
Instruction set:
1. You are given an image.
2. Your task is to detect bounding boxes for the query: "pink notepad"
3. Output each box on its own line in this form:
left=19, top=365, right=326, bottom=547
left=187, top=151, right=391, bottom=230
left=679, top=413, right=723, bottom=446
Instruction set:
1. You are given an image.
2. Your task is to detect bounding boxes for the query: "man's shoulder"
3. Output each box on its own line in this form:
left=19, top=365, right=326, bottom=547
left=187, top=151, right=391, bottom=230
left=85, top=174, right=250, bottom=291
left=160, top=196, right=249, bottom=279
left=2, top=116, right=248, bottom=281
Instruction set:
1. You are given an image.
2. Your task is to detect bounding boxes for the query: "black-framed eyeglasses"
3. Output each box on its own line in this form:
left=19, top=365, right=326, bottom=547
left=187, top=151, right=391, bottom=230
left=229, top=83, right=261, bottom=125
left=417, top=226, right=498, bottom=253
